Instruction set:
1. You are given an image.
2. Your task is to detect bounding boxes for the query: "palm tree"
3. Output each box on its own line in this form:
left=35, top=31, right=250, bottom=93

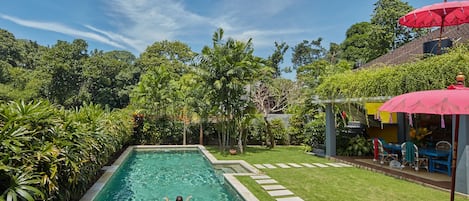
left=199, top=28, right=269, bottom=152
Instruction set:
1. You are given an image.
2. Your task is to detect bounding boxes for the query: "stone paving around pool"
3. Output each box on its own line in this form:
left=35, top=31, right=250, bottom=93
left=252, top=162, right=352, bottom=169
left=249, top=162, right=352, bottom=200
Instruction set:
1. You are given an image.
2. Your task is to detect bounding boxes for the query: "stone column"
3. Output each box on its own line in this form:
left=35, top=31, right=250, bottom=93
left=397, top=113, right=407, bottom=143
left=455, top=115, right=469, bottom=194
left=325, top=103, right=336, bottom=157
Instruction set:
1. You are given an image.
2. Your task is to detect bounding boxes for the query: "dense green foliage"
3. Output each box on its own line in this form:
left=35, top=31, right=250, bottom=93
left=0, top=32, right=139, bottom=108
left=0, top=101, right=133, bottom=200
left=316, top=45, right=469, bottom=99
left=2, top=0, right=469, bottom=196
left=341, top=0, right=427, bottom=65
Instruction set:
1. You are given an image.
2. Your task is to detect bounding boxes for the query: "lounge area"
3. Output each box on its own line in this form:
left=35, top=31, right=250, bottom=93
left=375, top=139, right=452, bottom=176
left=334, top=155, right=452, bottom=191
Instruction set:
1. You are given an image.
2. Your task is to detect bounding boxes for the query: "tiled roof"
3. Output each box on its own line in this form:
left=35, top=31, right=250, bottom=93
left=360, top=23, right=469, bottom=69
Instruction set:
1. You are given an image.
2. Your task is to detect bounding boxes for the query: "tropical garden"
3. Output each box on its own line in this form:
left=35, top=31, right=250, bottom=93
left=1, top=0, right=469, bottom=200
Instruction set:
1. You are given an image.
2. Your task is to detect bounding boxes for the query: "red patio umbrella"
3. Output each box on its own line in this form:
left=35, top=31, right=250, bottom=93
left=379, top=73, right=469, bottom=201
left=399, top=1, right=469, bottom=35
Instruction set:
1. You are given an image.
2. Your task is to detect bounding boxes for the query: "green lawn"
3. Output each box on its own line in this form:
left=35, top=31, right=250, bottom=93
left=207, top=146, right=468, bottom=201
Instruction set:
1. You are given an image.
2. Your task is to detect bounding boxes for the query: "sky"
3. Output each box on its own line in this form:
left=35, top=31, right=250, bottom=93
left=0, top=0, right=442, bottom=78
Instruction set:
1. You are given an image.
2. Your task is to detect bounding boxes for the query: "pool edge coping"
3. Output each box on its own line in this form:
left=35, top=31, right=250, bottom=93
left=80, top=145, right=260, bottom=201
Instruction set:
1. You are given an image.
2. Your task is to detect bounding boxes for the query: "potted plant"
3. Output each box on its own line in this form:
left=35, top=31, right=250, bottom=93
left=229, top=148, right=237, bottom=155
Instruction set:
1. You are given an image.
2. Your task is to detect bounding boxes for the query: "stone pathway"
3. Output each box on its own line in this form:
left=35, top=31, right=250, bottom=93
left=249, top=162, right=353, bottom=200
left=253, top=162, right=352, bottom=169
left=250, top=175, right=304, bottom=201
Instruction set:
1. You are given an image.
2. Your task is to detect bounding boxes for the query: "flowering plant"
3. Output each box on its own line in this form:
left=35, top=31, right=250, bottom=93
left=409, top=127, right=432, bottom=146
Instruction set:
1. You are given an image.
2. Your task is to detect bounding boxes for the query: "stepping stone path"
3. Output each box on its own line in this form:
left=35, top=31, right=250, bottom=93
left=253, top=162, right=352, bottom=169
left=250, top=175, right=304, bottom=201
left=276, top=163, right=291, bottom=168
left=300, top=163, right=315, bottom=168
left=249, top=162, right=352, bottom=200
left=287, top=163, right=302, bottom=168
left=312, top=163, right=329, bottom=168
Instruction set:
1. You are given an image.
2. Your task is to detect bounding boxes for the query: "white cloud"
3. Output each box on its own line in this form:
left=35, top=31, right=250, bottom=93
left=228, top=29, right=306, bottom=48
left=217, top=0, right=294, bottom=18
left=103, top=0, right=303, bottom=53
left=84, top=25, right=143, bottom=52
left=0, top=14, right=127, bottom=49
left=105, top=0, right=218, bottom=51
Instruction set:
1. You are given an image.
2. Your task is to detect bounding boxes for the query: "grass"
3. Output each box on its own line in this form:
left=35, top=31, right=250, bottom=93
left=207, top=145, right=468, bottom=201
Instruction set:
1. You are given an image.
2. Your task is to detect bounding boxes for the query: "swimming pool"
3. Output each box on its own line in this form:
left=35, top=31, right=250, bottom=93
left=80, top=145, right=259, bottom=201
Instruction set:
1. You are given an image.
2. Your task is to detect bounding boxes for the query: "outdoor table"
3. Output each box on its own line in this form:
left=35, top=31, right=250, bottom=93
left=418, top=148, right=450, bottom=172
left=383, top=143, right=401, bottom=154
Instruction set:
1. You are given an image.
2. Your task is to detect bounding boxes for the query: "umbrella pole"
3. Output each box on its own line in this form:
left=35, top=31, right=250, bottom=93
left=450, top=114, right=459, bottom=201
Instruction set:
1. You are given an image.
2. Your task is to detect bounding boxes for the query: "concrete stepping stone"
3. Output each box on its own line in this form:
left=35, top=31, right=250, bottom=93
left=253, top=164, right=266, bottom=169
left=288, top=163, right=302, bottom=168
left=262, top=185, right=286, bottom=190
left=326, top=163, right=343, bottom=167
left=276, top=163, right=291, bottom=168
left=336, top=162, right=353, bottom=167
left=255, top=179, right=278, bottom=184
left=276, top=197, right=305, bottom=201
left=300, top=163, right=315, bottom=168
left=312, top=163, right=329, bottom=167
left=263, top=164, right=277, bottom=169
left=250, top=175, right=271, bottom=180
left=267, top=189, right=294, bottom=196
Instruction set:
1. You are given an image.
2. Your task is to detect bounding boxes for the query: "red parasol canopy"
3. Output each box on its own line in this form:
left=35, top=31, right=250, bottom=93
left=379, top=73, right=468, bottom=201
left=399, top=1, right=469, bottom=29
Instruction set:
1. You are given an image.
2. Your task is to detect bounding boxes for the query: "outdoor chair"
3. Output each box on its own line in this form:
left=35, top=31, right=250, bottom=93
left=373, top=138, right=398, bottom=164
left=436, top=141, right=451, bottom=151
left=401, top=142, right=428, bottom=171
left=431, top=149, right=452, bottom=176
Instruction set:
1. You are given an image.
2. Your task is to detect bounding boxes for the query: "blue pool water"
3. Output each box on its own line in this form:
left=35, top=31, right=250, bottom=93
left=94, top=149, right=244, bottom=201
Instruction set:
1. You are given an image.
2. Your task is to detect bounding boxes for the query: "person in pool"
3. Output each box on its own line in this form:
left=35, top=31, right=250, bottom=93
left=164, top=195, right=192, bottom=201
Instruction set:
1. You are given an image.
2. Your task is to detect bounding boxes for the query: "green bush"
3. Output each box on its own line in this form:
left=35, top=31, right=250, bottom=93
left=305, top=113, right=326, bottom=148
left=271, top=118, right=288, bottom=145
left=338, top=136, right=372, bottom=156
left=0, top=100, right=133, bottom=200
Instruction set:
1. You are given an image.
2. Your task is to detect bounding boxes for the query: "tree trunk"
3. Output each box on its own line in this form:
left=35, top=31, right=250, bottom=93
left=264, top=116, right=275, bottom=148
left=199, top=122, right=204, bottom=145
left=183, top=121, right=187, bottom=145
left=238, top=129, right=244, bottom=154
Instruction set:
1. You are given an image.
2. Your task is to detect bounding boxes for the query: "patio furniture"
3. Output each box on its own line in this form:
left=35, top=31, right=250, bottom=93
left=401, top=142, right=428, bottom=171
left=436, top=141, right=451, bottom=151
left=431, top=150, right=452, bottom=176
left=419, top=148, right=451, bottom=175
left=373, top=138, right=398, bottom=164
left=383, top=142, right=402, bottom=154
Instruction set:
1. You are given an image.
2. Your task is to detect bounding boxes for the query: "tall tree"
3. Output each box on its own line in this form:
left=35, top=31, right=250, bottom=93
left=267, top=41, right=289, bottom=78
left=369, top=0, right=425, bottom=59
left=340, top=22, right=374, bottom=66
left=39, top=39, right=88, bottom=107
left=252, top=78, right=294, bottom=148
left=81, top=50, right=137, bottom=108
left=137, top=40, right=195, bottom=75
left=291, top=38, right=326, bottom=69
left=326, top=42, right=341, bottom=64
left=200, top=28, right=270, bottom=152
left=17, top=39, right=47, bottom=70
left=0, top=29, right=21, bottom=66
left=132, top=40, right=194, bottom=113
